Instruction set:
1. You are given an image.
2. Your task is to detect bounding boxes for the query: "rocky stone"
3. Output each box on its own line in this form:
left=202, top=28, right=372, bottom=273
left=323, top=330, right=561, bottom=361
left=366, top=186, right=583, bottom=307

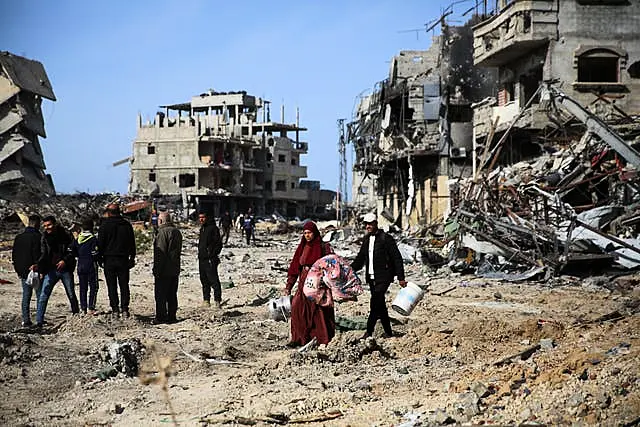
left=566, top=392, right=584, bottom=408
left=540, top=338, right=555, bottom=350
left=457, top=392, right=480, bottom=417
left=471, top=381, right=490, bottom=398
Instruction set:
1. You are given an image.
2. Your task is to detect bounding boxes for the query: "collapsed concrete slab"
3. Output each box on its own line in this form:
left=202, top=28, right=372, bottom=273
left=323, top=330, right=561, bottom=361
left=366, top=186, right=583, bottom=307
left=0, top=51, right=56, bottom=200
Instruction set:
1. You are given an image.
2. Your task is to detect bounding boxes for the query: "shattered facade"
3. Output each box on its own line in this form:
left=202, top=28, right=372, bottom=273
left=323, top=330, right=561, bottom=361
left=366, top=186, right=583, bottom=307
left=445, top=0, right=640, bottom=276
left=348, top=20, right=497, bottom=228
left=129, top=90, right=332, bottom=217
left=472, top=0, right=640, bottom=170
left=0, top=52, right=56, bottom=199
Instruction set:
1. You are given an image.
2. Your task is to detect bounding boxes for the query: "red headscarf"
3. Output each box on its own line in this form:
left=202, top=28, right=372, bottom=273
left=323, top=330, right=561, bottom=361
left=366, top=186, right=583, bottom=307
left=286, top=221, right=324, bottom=286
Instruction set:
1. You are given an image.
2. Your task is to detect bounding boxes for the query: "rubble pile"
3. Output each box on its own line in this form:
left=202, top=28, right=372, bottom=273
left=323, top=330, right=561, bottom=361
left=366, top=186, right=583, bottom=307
left=443, top=90, right=640, bottom=278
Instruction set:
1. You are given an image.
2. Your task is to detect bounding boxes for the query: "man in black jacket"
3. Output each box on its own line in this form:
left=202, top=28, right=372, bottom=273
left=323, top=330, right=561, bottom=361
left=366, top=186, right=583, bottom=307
left=35, top=215, right=80, bottom=327
left=12, top=214, right=42, bottom=327
left=98, top=203, right=136, bottom=318
left=198, top=210, right=223, bottom=308
left=351, top=213, right=406, bottom=339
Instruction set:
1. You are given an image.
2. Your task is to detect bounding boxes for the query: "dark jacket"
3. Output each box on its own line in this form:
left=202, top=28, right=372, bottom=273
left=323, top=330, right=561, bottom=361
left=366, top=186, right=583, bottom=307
left=153, top=223, right=182, bottom=277
left=351, top=229, right=405, bottom=289
left=198, top=218, right=222, bottom=261
left=98, top=216, right=136, bottom=265
left=38, top=225, right=77, bottom=274
left=72, top=231, right=99, bottom=274
left=12, top=227, right=42, bottom=279
left=219, top=213, right=232, bottom=229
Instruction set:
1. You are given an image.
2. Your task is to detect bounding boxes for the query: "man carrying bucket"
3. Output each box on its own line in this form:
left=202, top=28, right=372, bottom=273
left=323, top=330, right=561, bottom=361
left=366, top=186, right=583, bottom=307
left=351, top=213, right=406, bottom=339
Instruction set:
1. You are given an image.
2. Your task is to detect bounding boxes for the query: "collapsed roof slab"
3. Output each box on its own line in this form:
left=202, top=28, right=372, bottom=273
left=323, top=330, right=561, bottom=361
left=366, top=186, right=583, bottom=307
left=0, top=52, right=56, bottom=101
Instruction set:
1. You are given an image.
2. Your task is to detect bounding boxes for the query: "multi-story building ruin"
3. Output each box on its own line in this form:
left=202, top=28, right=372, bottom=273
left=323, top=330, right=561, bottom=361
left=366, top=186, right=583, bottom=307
left=0, top=51, right=56, bottom=199
left=348, top=19, right=497, bottom=227
left=129, top=90, right=329, bottom=217
left=470, top=0, right=640, bottom=209
left=472, top=0, right=640, bottom=169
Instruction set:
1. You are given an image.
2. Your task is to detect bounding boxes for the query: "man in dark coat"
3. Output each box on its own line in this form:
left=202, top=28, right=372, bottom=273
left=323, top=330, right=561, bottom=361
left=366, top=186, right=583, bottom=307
left=98, top=203, right=136, bottom=318
left=198, top=210, right=223, bottom=308
left=12, top=214, right=42, bottom=327
left=152, top=212, right=182, bottom=323
left=219, top=211, right=232, bottom=245
left=351, top=213, right=406, bottom=339
left=35, top=215, right=80, bottom=327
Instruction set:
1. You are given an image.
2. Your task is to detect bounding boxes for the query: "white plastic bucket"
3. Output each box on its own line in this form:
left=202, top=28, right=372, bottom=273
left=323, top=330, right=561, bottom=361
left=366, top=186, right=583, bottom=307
left=268, top=296, right=292, bottom=321
left=391, top=282, right=425, bottom=316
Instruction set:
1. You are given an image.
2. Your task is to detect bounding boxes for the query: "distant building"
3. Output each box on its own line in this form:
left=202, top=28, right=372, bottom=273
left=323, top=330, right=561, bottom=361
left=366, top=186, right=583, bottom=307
left=0, top=51, right=56, bottom=199
left=129, top=90, right=332, bottom=217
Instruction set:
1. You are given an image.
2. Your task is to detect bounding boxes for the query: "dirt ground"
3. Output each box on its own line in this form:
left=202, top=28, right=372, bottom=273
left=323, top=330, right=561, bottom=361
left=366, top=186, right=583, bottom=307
left=0, top=225, right=639, bottom=426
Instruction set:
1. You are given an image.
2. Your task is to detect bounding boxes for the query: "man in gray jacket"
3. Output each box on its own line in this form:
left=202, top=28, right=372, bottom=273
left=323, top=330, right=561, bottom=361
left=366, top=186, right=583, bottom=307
left=152, top=212, right=182, bottom=324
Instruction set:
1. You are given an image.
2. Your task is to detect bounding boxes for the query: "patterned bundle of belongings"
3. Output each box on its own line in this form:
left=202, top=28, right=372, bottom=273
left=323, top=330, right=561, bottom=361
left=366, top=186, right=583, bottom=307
left=303, top=254, right=363, bottom=306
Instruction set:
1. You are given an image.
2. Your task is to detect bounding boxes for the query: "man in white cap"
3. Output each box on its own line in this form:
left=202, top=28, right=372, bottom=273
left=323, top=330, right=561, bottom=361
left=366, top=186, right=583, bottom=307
left=351, top=212, right=406, bottom=339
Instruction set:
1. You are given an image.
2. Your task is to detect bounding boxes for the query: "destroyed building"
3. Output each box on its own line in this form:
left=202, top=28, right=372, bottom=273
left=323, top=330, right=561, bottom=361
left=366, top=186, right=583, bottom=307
left=444, top=0, right=640, bottom=276
left=129, top=90, right=333, bottom=217
left=348, top=18, right=497, bottom=227
left=0, top=51, right=56, bottom=199
left=472, top=0, right=640, bottom=176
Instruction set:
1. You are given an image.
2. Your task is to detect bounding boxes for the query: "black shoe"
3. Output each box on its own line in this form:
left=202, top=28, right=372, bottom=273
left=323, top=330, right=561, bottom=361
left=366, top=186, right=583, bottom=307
left=122, top=310, right=130, bottom=318
left=151, top=318, right=165, bottom=325
left=285, top=341, right=301, bottom=349
left=21, top=321, right=33, bottom=328
left=360, top=332, right=372, bottom=340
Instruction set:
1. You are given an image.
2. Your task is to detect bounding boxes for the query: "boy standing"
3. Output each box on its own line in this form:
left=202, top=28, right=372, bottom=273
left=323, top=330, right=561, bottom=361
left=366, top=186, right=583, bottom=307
left=73, top=218, right=99, bottom=315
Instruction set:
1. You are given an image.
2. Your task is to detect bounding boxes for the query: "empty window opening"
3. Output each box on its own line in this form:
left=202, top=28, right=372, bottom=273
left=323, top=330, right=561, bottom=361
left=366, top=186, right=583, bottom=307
left=578, top=53, right=619, bottom=82
left=291, top=157, right=297, bottom=165
left=291, top=182, right=295, bottom=189
left=148, top=172, right=156, bottom=182
left=147, top=145, right=155, bottom=154
left=178, top=173, right=195, bottom=188
left=267, top=138, right=275, bottom=147
left=276, top=180, right=286, bottom=191
left=278, top=154, right=286, bottom=162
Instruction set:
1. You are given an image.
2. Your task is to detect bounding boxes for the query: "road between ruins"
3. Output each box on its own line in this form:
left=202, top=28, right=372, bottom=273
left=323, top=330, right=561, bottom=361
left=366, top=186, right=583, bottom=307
left=1, top=226, right=639, bottom=426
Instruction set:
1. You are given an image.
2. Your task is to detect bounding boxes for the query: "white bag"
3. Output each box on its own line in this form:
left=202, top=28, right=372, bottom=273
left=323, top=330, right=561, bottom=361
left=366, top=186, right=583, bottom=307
left=26, top=270, right=40, bottom=291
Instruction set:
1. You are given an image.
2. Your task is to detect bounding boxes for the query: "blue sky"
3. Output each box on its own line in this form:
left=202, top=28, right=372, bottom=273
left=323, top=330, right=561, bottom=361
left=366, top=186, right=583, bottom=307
left=2, top=0, right=477, bottom=197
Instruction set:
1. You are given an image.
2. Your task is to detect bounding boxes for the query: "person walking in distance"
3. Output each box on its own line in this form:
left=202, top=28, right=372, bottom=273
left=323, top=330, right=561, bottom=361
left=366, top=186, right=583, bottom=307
left=198, top=210, right=223, bottom=309
left=35, top=216, right=80, bottom=327
left=351, top=213, right=406, bottom=339
left=152, top=212, right=183, bottom=324
left=219, top=211, right=232, bottom=245
left=98, top=203, right=136, bottom=318
left=242, top=208, right=255, bottom=245
left=72, top=218, right=100, bottom=315
left=12, top=214, right=42, bottom=327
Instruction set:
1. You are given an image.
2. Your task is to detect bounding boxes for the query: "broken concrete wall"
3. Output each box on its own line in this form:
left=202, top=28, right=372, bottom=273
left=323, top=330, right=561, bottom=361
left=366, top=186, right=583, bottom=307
left=0, top=52, right=56, bottom=199
left=349, top=18, right=497, bottom=228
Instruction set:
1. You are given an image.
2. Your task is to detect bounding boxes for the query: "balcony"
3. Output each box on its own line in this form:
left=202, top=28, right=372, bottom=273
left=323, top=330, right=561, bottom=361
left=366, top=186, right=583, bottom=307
left=289, top=165, right=307, bottom=178
left=473, top=0, right=558, bottom=67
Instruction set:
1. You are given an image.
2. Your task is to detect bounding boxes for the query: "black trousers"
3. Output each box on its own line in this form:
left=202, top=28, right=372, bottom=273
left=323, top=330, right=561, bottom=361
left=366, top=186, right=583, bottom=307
left=104, top=258, right=130, bottom=312
left=199, top=258, right=221, bottom=302
left=221, top=226, right=230, bottom=244
left=366, top=281, right=392, bottom=336
left=155, top=275, right=178, bottom=321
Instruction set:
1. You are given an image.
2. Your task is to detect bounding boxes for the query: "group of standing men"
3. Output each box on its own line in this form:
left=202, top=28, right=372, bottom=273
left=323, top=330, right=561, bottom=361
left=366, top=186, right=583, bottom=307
left=12, top=203, right=136, bottom=328
left=12, top=203, right=227, bottom=328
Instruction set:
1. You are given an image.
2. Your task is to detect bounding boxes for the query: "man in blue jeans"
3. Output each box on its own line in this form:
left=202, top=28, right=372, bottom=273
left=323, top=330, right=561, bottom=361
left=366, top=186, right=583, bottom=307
left=12, top=214, right=43, bottom=327
left=35, top=215, right=80, bottom=327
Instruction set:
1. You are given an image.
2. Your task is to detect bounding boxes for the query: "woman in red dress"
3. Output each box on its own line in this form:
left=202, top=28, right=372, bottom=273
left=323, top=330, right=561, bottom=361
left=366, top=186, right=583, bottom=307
left=284, top=221, right=334, bottom=347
